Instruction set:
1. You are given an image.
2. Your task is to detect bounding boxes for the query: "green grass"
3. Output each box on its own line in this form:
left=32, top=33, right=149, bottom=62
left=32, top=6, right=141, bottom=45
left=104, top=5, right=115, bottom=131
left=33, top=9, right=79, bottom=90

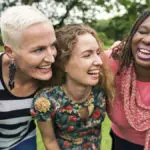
left=101, top=115, right=112, bottom=150
left=36, top=124, right=45, bottom=150
left=0, top=46, right=4, bottom=52
left=37, top=116, right=112, bottom=150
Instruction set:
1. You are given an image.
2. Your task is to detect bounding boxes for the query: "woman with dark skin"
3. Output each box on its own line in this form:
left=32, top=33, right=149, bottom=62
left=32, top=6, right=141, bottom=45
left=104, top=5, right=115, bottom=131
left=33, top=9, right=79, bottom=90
left=106, top=10, right=150, bottom=150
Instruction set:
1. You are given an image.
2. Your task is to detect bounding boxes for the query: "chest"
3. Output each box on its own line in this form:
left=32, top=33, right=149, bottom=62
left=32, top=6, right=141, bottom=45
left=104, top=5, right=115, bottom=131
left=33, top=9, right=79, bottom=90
left=109, top=79, right=150, bottom=128
left=51, top=91, right=106, bottom=132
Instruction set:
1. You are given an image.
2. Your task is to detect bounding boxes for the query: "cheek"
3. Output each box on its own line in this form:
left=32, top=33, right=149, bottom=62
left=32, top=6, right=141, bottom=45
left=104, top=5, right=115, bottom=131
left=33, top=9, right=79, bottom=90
left=65, top=59, right=90, bottom=73
left=16, top=58, right=36, bottom=70
left=132, top=35, right=137, bottom=45
left=132, top=32, right=142, bottom=44
left=66, top=64, right=78, bottom=73
left=131, top=36, right=138, bottom=52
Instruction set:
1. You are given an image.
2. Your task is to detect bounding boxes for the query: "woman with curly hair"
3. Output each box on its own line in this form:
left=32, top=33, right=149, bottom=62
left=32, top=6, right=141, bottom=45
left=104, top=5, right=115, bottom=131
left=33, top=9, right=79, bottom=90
left=31, top=24, right=114, bottom=150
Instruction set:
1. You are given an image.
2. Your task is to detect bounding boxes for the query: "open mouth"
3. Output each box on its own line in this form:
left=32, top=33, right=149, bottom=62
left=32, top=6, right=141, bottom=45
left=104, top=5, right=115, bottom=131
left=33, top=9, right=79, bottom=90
left=137, top=48, right=150, bottom=60
left=88, top=70, right=100, bottom=79
left=38, top=65, right=52, bottom=73
left=38, top=65, right=51, bottom=69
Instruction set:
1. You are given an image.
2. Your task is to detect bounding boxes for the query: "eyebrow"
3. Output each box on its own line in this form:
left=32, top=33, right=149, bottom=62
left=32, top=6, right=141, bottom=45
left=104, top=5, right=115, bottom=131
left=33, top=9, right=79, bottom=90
left=31, top=39, right=57, bottom=50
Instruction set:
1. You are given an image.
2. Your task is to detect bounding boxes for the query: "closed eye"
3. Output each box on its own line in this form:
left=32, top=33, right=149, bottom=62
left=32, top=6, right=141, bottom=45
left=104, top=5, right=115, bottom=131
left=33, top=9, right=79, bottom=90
left=137, top=26, right=149, bottom=35
left=83, top=53, right=91, bottom=58
left=138, top=30, right=148, bottom=34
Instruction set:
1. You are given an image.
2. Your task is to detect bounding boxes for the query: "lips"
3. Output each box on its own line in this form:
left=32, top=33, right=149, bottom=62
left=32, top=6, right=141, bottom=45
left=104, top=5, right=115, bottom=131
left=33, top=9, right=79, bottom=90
left=39, top=65, right=51, bottom=69
left=137, top=48, right=150, bottom=60
left=88, top=70, right=100, bottom=75
left=88, top=70, right=100, bottom=79
left=140, top=49, right=150, bottom=54
left=38, top=65, right=52, bottom=73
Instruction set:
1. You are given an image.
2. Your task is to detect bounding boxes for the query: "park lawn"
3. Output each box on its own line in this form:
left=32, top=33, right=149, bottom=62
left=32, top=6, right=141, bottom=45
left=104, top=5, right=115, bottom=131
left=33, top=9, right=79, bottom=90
left=101, top=115, right=112, bottom=150
left=36, top=115, right=112, bottom=150
left=0, top=46, right=4, bottom=52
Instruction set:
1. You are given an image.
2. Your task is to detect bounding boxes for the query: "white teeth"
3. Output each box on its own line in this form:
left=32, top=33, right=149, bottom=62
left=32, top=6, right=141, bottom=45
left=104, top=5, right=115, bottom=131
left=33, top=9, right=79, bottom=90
left=88, top=70, right=100, bottom=74
left=140, top=49, right=150, bottom=54
left=40, top=65, right=51, bottom=69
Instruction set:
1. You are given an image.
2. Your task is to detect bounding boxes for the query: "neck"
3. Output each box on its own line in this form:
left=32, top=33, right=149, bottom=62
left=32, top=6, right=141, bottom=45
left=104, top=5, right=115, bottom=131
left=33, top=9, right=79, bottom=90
left=63, top=83, right=91, bottom=102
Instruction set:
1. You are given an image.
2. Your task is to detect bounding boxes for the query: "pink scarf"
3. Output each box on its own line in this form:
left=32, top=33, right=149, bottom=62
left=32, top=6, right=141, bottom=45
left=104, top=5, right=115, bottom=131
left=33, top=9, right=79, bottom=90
left=120, top=63, right=150, bottom=150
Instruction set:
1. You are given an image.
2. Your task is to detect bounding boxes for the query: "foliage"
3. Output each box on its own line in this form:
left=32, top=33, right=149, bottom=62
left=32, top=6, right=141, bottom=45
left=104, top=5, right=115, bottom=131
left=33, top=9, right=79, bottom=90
left=90, top=0, right=150, bottom=42
left=1, top=0, right=149, bottom=28
left=0, top=0, right=112, bottom=28
left=0, top=46, right=4, bottom=52
left=0, top=0, right=150, bottom=43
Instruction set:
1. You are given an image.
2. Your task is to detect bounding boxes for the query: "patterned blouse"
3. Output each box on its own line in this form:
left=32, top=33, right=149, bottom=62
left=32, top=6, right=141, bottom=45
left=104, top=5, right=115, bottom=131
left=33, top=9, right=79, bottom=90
left=31, top=86, right=106, bottom=150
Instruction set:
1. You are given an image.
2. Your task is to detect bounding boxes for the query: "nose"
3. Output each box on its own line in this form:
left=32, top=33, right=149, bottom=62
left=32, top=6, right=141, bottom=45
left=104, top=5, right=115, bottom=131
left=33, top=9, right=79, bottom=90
left=93, top=54, right=103, bottom=66
left=142, top=34, right=150, bottom=45
left=44, top=47, right=57, bottom=63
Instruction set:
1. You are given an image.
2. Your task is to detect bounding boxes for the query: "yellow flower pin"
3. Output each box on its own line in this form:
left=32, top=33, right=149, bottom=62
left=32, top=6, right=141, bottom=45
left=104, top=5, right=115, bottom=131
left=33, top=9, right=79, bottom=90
left=34, top=97, right=51, bottom=113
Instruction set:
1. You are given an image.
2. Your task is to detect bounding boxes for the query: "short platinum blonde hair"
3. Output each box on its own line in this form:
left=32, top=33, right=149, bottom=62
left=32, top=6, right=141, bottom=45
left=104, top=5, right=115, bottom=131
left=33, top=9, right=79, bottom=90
left=0, top=5, right=51, bottom=50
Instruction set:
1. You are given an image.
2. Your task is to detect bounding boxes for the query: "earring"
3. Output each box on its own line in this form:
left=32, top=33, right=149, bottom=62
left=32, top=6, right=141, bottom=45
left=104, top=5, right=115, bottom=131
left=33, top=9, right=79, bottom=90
left=8, top=62, right=16, bottom=90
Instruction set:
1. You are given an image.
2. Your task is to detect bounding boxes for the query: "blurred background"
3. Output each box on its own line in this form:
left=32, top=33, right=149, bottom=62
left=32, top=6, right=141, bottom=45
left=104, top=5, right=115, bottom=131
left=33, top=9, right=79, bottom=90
left=0, top=0, right=150, bottom=48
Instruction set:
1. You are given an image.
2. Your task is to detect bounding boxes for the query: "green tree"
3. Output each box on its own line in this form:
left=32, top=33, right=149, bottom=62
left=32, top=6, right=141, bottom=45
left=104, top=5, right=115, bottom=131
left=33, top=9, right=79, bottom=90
left=90, top=0, right=150, bottom=43
left=0, top=0, right=150, bottom=45
left=0, top=0, right=112, bottom=27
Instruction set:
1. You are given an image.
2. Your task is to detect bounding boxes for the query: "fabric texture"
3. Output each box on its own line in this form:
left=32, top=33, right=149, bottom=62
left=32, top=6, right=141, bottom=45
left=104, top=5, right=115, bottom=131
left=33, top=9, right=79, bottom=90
left=32, top=86, right=106, bottom=150
left=110, top=130, right=144, bottom=150
left=120, top=63, right=150, bottom=150
left=106, top=50, right=150, bottom=150
left=10, top=136, right=36, bottom=150
left=0, top=53, right=36, bottom=150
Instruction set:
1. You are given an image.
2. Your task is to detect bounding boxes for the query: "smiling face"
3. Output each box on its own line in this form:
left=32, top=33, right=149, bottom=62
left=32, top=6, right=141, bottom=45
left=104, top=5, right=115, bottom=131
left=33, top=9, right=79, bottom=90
left=12, top=22, right=57, bottom=81
left=65, top=33, right=102, bottom=87
left=132, top=16, right=150, bottom=69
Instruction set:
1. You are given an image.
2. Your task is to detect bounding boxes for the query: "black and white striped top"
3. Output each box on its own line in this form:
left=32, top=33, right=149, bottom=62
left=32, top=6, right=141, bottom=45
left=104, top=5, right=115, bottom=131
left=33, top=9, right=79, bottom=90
left=0, top=54, right=36, bottom=150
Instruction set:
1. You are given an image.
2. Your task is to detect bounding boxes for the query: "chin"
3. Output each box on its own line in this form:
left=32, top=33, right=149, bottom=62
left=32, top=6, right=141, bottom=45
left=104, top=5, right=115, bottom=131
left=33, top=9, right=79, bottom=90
left=136, top=59, right=150, bottom=69
left=36, top=75, right=52, bottom=81
left=89, top=81, right=99, bottom=86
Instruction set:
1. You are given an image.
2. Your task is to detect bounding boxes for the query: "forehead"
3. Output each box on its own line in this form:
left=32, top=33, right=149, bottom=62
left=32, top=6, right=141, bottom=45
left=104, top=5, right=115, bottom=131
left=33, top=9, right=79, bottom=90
left=73, top=33, right=99, bottom=53
left=23, top=22, right=54, bottom=36
left=20, top=22, right=56, bottom=48
left=139, top=16, right=150, bottom=28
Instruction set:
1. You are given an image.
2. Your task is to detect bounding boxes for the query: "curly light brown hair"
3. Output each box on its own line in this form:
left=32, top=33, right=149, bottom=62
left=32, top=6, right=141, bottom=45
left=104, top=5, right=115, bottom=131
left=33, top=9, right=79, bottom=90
left=49, top=24, right=115, bottom=106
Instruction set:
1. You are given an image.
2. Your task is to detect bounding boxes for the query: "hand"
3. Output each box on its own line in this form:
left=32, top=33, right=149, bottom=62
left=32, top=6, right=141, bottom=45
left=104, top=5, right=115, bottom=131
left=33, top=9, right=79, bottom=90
left=110, top=41, right=121, bottom=49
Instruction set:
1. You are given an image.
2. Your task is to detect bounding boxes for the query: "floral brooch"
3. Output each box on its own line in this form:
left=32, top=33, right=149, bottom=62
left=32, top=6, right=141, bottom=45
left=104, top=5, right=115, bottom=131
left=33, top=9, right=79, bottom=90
left=34, top=96, right=51, bottom=113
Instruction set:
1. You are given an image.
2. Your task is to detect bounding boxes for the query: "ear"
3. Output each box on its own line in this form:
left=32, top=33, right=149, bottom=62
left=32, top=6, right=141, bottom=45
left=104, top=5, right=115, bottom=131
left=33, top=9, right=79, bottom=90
left=4, top=45, right=15, bottom=60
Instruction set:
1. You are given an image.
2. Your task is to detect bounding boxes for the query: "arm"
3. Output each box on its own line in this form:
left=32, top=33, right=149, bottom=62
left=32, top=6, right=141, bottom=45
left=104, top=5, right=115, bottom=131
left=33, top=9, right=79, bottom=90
left=37, top=119, right=60, bottom=150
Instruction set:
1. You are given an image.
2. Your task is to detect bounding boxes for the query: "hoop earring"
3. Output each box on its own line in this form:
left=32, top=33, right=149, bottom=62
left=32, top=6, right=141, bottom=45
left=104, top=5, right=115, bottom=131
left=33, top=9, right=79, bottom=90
left=8, top=62, right=16, bottom=90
